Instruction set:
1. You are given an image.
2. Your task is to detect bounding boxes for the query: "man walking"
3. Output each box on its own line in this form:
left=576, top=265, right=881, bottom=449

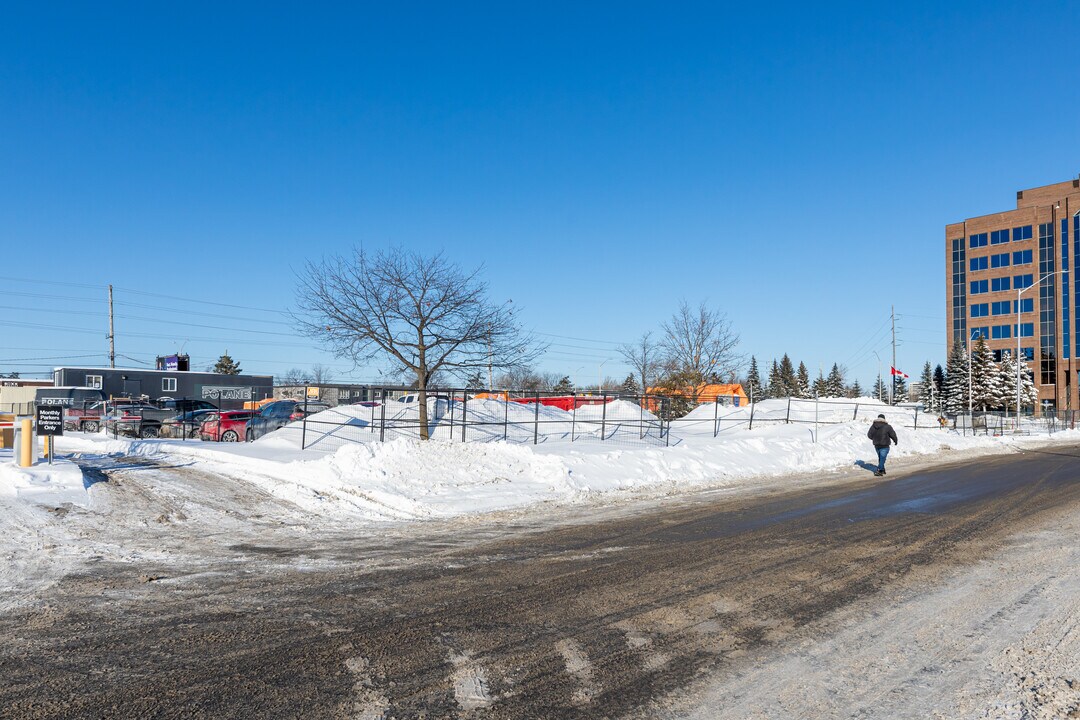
left=867, top=413, right=898, bottom=477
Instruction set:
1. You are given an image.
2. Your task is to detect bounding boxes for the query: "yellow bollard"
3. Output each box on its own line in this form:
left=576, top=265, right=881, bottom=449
left=43, top=435, right=51, bottom=458
left=19, top=418, right=32, bottom=467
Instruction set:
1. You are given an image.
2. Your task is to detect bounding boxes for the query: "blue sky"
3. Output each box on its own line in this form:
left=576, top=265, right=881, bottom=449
left=1, top=2, right=1078, bottom=387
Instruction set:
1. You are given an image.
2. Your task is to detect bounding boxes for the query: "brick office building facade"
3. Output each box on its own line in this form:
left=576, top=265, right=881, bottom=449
left=947, top=178, right=1080, bottom=413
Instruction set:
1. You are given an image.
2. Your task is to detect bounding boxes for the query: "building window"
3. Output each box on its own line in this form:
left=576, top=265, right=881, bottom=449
left=1039, top=222, right=1056, bottom=385
left=991, top=277, right=1011, bottom=292
left=1063, top=217, right=1070, bottom=361
left=990, top=229, right=1010, bottom=245
left=86, top=374, right=102, bottom=389
left=1014, top=298, right=1034, bottom=313
left=1012, top=225, right=1033, bottom=241
left=162, top=378, right=177, bottom=392
left=970, top=327, right=989, bottom=340
left=1075, top=215, right=1080, bottom=358
left=970, top=280, right=989, bottom=294
left=339, top=388, right=350, bottom=399
left=1012, top=249, right=1033, bottom=265
left=969, top=257, right=988, bottom=271
left=1016, top=323, right=1035, bottom=338
left=991, top=324, right=1011, bottom=339
left=969, top=233, right=988, bottom=248
left=990, top=253, right=1010, bottom=268
left=991, top=301, right=1010, bottom=315
left=1020, top=347, right=1035, bottom=360
left=952, top=238, right=967, bottom=345
left=970, top=303, right=989, bottom=317
left=1014, top=274, right=1033, bottom=289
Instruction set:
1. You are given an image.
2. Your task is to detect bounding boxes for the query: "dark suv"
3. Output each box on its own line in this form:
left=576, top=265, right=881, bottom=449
left=157, top=399, right=218, bottom=415
left=245, top=400, right=330, bottom=440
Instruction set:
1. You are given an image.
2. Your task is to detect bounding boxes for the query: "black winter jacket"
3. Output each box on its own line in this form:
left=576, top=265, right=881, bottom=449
left=867, top=420, right=898, bottom=448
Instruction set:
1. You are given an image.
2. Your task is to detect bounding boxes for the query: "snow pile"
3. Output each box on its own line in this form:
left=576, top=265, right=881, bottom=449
left=50, top=414, right=1080, bottom=524
left=275, top=397, right=661, bottom=450
left=0, top=448, right=87, bottom=507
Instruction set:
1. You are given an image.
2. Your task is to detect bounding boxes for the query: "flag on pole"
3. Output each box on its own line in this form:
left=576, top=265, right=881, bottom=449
left=890, top=366, right=909, bottom=379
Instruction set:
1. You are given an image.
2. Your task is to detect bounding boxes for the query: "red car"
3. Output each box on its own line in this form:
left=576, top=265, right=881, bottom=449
left=199, top=411, right=254, bottom=442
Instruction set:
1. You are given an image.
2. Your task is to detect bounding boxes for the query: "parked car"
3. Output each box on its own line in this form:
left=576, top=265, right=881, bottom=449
left=244, top=400, right=331, bottom=441
left=159, top=409, right=217, bottom=438
left=104, top=404, right=164, bottom=438
left=157, top=398, right=218, bottom=415
left=199, top=410, right=255, bottom=442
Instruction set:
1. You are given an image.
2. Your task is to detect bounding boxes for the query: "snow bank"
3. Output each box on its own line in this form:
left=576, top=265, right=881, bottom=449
left=52, top=415, right=1080, bottom=524
left=0, top=448, right=87, bottom=507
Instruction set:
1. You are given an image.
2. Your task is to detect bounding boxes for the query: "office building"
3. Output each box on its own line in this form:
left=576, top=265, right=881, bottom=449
left=947, top=177, right=1080, bottom=412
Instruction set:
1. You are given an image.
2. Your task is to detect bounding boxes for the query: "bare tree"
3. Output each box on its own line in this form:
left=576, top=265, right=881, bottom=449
left=618, top=331, right=662, bottom=395
left=660, top=301, right=741, bottom=382
left=294, top=248, right=543, bottom=439
left=310, top=363, right=334, bottom=385
left=282, top=367, right=312, bottom=385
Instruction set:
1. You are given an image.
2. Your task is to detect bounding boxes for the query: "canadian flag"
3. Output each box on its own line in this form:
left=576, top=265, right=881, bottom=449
left=890, top=366, right=909, bottom=379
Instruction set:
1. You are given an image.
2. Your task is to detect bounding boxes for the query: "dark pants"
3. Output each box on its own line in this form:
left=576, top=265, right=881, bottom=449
left=876, top=445, right=889, bottom=473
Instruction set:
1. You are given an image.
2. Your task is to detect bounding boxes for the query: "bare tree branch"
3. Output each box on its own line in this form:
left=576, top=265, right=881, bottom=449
left=659, top=301, right=741, bottom=382
left=618, top=331, right=662, bottom=394
left=293, top=248, right=545, bottom=438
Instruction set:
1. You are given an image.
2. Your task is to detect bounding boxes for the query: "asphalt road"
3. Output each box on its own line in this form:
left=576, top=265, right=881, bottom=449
left=3, top=447, right=1080, bottom=719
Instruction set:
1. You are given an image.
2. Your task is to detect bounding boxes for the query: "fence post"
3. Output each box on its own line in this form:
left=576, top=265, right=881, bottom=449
left=713, top=394, right=719, bottom=438
left=786, top=397, right=792, bottom=424
left=379, top=389, right=387, bottom=442
left=447, top=393, right=455, bottom=440
left=664, top=398, right=670, bottom=447
left=600, top=392, right=607, bottom=441
left=503, top=395, right=509, bottom=441
left=301, top=400, right=308, bottom=451
left=639, top=395, right=644, bottom=440
left=853, top=403, right=859, bottom=421
left=533, top=393, right=540, bottom=445
left=571, top=393, right=577, bottom=442
left=461, top=391, right=468, bottom=443
left=914, top=409, right=918, bottom=430
left=370, top=402, right=375, bottom=433
left=749, top=397, right=755, bottom=431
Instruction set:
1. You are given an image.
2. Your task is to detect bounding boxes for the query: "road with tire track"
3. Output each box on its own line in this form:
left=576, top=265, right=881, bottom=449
left=2, top=447, right=1079, bottom=718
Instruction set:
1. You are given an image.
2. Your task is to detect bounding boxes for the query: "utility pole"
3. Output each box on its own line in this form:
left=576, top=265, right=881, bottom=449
left=108, top=284, right=115, bottom=369
left=890, top=305, right=896, bottom=406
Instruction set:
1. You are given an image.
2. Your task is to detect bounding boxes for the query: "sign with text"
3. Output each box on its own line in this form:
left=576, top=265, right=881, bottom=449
left=35, top=406, right=64, bottom=436
left=306, top=386, right=320, bottom=398
left=199, top=385, right=254, bottom=402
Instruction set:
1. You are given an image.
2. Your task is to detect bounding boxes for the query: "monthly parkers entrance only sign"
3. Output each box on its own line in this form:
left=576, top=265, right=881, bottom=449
left=35, top=406, right=64, bottom=436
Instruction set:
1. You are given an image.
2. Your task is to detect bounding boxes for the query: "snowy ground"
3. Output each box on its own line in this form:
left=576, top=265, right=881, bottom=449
left=2, top=396, right=1077, bottom=613
left=665, top=495, right=1080, bottom=720
left=2, top=397, right=1080, bottom=717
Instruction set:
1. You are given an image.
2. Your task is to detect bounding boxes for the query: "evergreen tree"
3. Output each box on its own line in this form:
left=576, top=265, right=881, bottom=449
left=553, top=375, right=575, bottom=394
left=825, top=363, right=844, bottom=397
left=779, top=354, right=797, bottom=397
left=745, top=356, right=764, bottom=402
left=464, top=372, right=485, bottom=391
left=768, top=359, right=783, bottom=398
left=213, top=351, right=242, bottom=375
left=933, top=364, right=946, bottom=403
left=811, top=372, right=828, bottom=397
left=918, top=361, right=936, bottom=411
left=872, top=375, right=887, bottom=402
left=796, top=362, right=811, bottom=399
left=998, top=351, right=1037, bottom=412
left=619, top=374, right=639, bottom=395
left=849, top=379, right=864, bottom=398
left=943, top=341, right=970, bottom=414
left=891, top=375, right=908, bottom=405
left=970, top=337, right=1004, bottom=410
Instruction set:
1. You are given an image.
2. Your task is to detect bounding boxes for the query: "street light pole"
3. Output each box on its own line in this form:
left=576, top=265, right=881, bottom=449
left=1016, top=269, right=1062, bottom=425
